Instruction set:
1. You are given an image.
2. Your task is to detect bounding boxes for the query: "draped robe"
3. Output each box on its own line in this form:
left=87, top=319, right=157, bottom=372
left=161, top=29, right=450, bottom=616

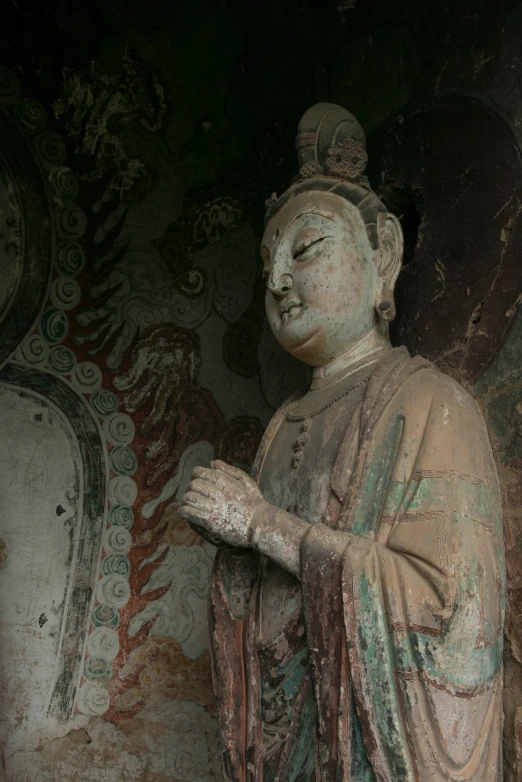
left=209, top=347, right=505, bottom=782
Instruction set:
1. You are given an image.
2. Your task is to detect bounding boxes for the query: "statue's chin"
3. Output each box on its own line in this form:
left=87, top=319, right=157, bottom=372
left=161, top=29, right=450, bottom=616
left=274, top=325, right=326, bottom=365
left=272, top=320, right=310, bottom=347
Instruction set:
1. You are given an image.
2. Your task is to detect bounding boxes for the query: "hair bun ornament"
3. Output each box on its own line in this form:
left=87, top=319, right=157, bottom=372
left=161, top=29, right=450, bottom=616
left=295, top=102, right=370, bottom=187
left=325, top=138, right=368, bottom=180
left=264, top=192, right=279, bottom=211
left=296, top=160, right=324, bottom=180
left=264, top=103, right=385, bottom=242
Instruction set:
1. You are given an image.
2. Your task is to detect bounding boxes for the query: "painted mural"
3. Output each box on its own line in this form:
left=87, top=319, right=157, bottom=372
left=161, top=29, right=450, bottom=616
left=0, top=59, right=305, bottom=781
left=1, top=0, right=522, bottom=778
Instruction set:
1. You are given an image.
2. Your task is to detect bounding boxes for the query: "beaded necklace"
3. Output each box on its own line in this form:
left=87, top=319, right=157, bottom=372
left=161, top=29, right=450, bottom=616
left=286, top=377, right=368, bottom=470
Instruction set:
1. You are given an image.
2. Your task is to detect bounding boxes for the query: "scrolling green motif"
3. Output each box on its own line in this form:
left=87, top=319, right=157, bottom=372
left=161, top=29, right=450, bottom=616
left=56, top=240, right=85, bottom=276
left=49, top=166, right=79, bottom=202
left=48, top=346, right=76, bottom=374
left=39, top=308, right=68, bottom=344
left=84, top=657, right=112, bottom=682
left=101, top=554, right=131, bottom=578
left=15, top=97, right=47, bottom=134
left=91, top=604, right=120, bottom=630
left=108, top=503, right=134, bottom=530
left=90, top=388, right=119, bottom=418
left=110, top=445, right=138, bottom=476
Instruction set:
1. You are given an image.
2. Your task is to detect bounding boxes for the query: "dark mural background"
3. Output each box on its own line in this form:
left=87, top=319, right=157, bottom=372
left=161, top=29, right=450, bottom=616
left=1, top=0, right=522, bottom=779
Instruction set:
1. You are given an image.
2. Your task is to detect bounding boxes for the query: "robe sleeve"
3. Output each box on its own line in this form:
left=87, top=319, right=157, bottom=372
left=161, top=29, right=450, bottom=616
left=209, top=548, right=261, bottom=781
left=208, top=387, right=305, bottom=781
left=302, top=368, right=504, bottom=782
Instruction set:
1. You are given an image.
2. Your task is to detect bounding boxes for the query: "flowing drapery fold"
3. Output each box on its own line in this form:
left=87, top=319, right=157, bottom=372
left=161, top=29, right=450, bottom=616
left=210, top=349, right=504, bottom=782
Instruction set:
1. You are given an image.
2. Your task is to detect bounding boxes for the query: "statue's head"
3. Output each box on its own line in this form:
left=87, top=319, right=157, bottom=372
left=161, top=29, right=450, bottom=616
left=261, top=103, right=403, bottom=367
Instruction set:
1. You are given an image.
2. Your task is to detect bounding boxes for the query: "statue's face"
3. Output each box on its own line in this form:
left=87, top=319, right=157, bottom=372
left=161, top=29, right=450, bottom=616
left=261, top=190, right=379, bottom=366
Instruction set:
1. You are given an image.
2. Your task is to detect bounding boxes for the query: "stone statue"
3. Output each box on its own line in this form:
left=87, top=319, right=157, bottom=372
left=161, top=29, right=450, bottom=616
left=180, top=103, right=505, bottom=782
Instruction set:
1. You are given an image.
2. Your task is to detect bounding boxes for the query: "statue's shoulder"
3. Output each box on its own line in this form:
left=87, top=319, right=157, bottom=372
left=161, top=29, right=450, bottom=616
left=392, top=356, right=488, bottom=448
left=391, top=357, right=496, bottom=484
left=371, top=347, right=478, bottom=422
left=403, top=360, right=477, bottom=412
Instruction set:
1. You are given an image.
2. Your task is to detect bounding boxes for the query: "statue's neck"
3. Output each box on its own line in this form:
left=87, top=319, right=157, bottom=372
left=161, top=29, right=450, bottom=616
left=311, top=327, right=390, bottom=388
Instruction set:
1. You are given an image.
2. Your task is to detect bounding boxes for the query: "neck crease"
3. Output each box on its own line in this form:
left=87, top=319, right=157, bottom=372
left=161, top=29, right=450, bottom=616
left=312, top=327, right=390, bottom=382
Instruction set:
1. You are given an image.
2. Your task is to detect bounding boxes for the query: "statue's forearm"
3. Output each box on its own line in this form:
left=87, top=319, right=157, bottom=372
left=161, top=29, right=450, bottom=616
left=250, top=501, right=364, bottom=578
left=250, top=500, right=309, bottom=577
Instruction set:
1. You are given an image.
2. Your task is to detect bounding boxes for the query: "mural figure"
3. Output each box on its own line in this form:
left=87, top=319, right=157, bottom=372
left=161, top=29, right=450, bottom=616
left=180, top=104, right=505, bottom=782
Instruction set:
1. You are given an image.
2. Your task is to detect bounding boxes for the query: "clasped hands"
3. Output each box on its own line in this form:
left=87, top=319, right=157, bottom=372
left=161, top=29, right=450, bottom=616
left=179, top=459, right=263, bottom=548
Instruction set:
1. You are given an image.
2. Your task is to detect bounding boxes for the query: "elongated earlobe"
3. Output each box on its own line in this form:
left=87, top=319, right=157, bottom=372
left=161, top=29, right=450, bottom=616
left=374, top=212, right=403, bottom=322
left=375, top=287, right=396, bottom=321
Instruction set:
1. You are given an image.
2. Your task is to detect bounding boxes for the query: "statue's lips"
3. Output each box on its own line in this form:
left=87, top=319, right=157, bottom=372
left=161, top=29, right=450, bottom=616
left=279, top=303, right=303, bottom=323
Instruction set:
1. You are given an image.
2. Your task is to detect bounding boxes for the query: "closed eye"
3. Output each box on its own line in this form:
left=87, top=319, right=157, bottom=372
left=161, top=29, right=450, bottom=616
left=293, top=236, right=329, bottom=259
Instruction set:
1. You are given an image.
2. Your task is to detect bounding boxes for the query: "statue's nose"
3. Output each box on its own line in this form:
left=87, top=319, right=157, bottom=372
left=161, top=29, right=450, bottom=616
left=268, top=273, right=293, bottom=299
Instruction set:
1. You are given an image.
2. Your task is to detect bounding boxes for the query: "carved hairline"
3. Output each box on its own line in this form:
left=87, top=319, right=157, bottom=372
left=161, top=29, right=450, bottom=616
left=264, top=176, right=388, bottom=250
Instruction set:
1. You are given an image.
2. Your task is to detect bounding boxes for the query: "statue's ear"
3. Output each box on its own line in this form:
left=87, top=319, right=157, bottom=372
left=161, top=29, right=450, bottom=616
left=374, top=212, right=403, bottom=322
left=376, top=211, right=403, bottom=286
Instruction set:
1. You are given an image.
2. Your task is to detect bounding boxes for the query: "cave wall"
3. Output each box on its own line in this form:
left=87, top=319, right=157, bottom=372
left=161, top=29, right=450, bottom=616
left=1, top=0, right=522, bottom=779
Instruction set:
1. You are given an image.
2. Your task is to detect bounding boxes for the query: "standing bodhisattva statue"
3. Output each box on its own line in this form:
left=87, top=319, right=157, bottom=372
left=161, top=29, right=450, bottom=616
left=180, top=103, right=505, bottom=782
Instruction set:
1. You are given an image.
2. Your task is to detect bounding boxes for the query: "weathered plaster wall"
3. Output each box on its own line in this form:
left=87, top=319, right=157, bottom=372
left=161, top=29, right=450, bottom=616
left=1, top=0, right=522, bottom=779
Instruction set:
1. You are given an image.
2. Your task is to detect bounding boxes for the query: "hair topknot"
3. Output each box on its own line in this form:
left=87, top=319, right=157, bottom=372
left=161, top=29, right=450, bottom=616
left=265, top=103, right=387, bottom=249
